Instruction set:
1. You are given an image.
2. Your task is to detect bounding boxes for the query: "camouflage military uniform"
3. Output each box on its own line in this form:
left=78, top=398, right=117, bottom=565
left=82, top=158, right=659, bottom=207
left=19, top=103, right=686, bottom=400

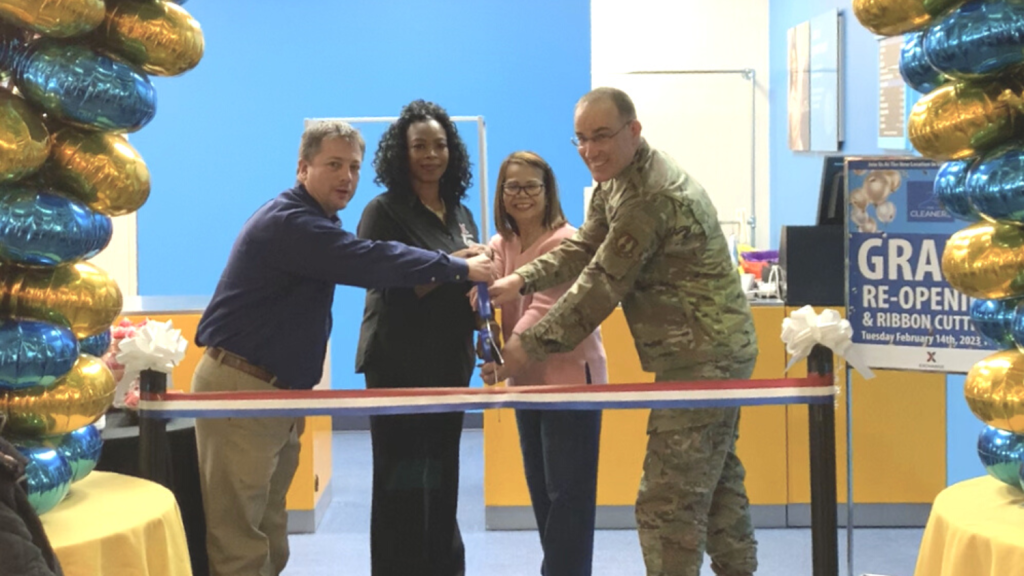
left=516, top=139, right=759, bottom=576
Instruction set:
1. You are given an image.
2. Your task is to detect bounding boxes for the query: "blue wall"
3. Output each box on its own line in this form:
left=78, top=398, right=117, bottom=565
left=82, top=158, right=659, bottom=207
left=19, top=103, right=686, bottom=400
left=129, top=2, right=591, bottom=390
left=946, top=374, right=985, bottom=483
left=769, top=0, right=983, bottom=485
left=769, top=0, right=887, bottom=248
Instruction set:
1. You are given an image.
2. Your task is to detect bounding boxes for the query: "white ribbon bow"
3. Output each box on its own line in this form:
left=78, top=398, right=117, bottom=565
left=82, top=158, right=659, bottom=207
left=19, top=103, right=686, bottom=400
left=114, top=319, right=188, bottom=406
left=780, top=305, right=875, bottom=379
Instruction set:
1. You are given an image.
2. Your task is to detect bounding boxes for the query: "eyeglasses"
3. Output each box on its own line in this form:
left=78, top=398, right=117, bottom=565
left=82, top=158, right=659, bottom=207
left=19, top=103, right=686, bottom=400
left=502, top=182, right=545, bottom=197
left=571, top=120, right=632, bottom=148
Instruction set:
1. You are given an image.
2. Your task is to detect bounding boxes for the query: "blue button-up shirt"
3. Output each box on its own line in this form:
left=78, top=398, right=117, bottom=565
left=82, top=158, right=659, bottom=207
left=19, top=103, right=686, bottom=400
left=196, top=185, right=469, bottom=389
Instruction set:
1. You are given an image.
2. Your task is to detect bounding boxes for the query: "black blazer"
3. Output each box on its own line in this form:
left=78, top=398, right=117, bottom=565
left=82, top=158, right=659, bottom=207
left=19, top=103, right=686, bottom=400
left=355, top=190, right=479, bottom=388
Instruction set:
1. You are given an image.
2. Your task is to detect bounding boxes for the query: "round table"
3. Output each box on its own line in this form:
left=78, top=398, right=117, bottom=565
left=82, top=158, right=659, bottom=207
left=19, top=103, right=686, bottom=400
left=42, top=471, right=192, bottom=576
left=915, top=476, right=1024, bottom=576
left=95, top=411, right=207, bottom=576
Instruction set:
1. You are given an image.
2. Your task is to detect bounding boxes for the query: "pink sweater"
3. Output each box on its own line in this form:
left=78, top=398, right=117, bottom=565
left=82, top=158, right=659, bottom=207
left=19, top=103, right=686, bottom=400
left=489, top=223, right=608, bottom=386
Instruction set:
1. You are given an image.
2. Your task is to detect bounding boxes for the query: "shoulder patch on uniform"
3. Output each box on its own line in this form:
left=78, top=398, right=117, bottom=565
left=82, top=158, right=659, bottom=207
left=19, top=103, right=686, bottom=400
left=613, top=232, right=639, bottom=259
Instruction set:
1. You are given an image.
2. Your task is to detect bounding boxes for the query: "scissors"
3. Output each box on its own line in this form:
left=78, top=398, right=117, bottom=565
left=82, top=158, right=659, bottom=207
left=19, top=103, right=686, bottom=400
left=476, top=282, right=504, bottom=366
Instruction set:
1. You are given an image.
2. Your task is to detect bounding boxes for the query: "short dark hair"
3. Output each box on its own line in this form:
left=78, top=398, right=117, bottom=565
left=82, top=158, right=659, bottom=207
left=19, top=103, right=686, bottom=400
left=493, top=151, right=566, bottom=239
left=373, top=100, right=472, bottom=204
left=576, top=87, right=637, bottom=122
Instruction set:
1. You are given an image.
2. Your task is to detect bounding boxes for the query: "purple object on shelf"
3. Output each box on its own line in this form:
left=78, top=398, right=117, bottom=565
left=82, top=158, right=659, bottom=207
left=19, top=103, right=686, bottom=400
left=740, top=250, right=779, bottom=262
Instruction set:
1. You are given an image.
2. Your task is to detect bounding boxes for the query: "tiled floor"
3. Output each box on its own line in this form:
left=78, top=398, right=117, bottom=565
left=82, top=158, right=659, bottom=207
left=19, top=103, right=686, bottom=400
left=285, top=430, right=924, bottom=575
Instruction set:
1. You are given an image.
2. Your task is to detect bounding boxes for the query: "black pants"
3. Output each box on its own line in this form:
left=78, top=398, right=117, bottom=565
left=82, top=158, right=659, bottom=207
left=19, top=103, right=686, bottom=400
left=366, top=372, right=465, bottom=576
left=516, top=409, right=601, bottom=576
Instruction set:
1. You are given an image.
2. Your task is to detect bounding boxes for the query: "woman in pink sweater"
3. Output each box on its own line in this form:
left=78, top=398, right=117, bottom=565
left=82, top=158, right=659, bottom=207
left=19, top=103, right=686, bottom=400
left=489, top=151, right=607, bottom=576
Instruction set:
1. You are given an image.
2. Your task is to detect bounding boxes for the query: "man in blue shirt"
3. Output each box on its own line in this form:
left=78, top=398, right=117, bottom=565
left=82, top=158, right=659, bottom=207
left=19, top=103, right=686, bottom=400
left=192, top=120, right=492, bottom=576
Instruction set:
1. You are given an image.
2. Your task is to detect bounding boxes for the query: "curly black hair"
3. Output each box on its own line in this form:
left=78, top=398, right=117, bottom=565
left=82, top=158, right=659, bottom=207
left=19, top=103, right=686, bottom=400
left=373, top=100, right=473, bottom=204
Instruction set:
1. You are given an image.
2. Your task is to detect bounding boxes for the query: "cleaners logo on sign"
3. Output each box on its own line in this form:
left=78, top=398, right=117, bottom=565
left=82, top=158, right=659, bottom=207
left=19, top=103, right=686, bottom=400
left=906, top=180, right=952, bottom=223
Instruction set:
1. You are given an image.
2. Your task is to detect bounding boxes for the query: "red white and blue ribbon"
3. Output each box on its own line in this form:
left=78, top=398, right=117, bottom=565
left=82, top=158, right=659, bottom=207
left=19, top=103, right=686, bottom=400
left=138, top=375, right=835, bottom=419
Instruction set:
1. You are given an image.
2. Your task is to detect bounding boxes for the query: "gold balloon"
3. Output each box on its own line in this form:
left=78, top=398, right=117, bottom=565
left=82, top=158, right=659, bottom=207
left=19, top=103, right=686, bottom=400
left=942, top=220, right=1024, bottom=299
left=965, top=350, right=1024, bottom=434
left=0, top=89, right=49, bottom=183
left=852, top=0, right=965, bottom=36
left=0, top=261, right=122, bottom=339
left=46, top=128, right=150, bottom=217
left=908, top=78, right=1024, bottom=161
left=95, top=0, right=204, bottom=77
left=2, top=354, right=114, bottom=437
left=0, top=0, right=105, bottom=38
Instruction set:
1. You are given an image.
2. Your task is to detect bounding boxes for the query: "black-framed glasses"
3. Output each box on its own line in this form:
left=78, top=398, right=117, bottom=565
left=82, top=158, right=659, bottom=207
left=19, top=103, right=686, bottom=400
left=502, top=182, right=545, bottom=197
left=571, top=120, right=632, bottom=148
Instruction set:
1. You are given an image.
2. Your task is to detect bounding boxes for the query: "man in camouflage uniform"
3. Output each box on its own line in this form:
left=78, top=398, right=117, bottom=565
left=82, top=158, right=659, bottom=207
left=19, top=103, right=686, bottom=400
left=482, top=87, right=759, bottom=576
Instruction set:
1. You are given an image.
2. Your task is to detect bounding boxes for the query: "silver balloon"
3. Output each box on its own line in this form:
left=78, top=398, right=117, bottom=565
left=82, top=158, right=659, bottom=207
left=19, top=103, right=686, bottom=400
left=900, top=31, right=946, bottom=93
left=78, top=329, right=111, bottom=358
left=55, top=425, right=103, bottom=483
left=0, top=319, right=78, bottom=391
left=0, top=186, right=112, bottom=266
left=934, top=159, right=981, bottom=221
left=16, top=445, right=72, bottom=515
left=967, top=145, right=1024, bottom=224
left=0, top=33, right=156, bottom=132
left=973, top=297, right=1021, bottom=349
left=979, top=424, right=1024, bottom=488
left=924, top=0, right=1024, bottom=79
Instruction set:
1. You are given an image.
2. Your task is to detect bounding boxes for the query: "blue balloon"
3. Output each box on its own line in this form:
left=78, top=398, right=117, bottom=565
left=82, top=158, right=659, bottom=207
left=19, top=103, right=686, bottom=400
left=16, top=445, right=72, bottom=515
left=979, top=425, right=1024, bottom=488
left=1013, top=304, right=1024, bottom=349
left=55, top=425, right=103, bottom=483
left=924, top=0, right=1024, bottom=79
left=79, top=329, right=111, bottom=358
left=0, top=186, right=112, bottom=266
left=981, top=427, right=1024, bottom=485
left=966, top=146, right=1024, bottom=223
left=971, top=298, right=1021, bottom=349
left=0, top=319, right=78, bottom=390
left=0, top=34, right=156, bottom=132
left=934, top=159, right=981, bottom=221
left=900, top=31, right=946, bottom=93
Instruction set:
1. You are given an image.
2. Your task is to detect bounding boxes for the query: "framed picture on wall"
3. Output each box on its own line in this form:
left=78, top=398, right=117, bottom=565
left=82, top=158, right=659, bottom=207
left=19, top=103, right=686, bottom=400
left=787, top=21, right=811, bottom=151
left=809, top=9, right=842, bottom=151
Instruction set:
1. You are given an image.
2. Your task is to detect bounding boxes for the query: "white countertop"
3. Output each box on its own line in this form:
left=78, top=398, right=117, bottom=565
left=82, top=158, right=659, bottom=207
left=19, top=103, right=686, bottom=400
left=121, top=295, right=210, bottom=315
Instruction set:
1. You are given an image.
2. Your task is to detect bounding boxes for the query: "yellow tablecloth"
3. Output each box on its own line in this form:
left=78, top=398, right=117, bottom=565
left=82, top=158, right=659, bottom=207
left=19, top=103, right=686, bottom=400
left=915, top=476, right=1024, bottom=576
left=41, top=471, right=192, bottom=576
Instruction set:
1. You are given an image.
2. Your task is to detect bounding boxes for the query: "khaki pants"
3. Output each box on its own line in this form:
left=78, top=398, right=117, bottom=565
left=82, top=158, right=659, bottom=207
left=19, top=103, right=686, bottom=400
left=636, top=358, right=758, bottom=576
left=193, top=354, right=304, bottom=576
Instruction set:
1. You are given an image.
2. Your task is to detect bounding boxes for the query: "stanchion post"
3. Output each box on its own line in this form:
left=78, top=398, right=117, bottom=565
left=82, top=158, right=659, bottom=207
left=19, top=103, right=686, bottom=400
left=807, top=344, right=838, bottom=576
left=139, top=369, right=171, bottom=488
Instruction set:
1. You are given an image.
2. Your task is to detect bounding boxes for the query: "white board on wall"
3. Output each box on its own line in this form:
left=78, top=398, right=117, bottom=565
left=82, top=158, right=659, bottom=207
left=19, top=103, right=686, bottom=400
left=88, top=212, right=139, bottom=298
left=590, top=72, right=756, bottom=246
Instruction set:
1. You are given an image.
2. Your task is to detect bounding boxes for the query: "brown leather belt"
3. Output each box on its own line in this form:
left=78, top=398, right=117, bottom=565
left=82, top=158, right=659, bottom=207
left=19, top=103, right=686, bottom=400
left=205, top=347, right=277, bottom=385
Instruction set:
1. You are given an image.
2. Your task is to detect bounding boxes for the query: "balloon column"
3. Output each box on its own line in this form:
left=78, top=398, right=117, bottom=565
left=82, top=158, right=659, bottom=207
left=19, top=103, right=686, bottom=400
left=854, top=0, right=1024, bottom=490
left=0, top=0, right=203, bottom=514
